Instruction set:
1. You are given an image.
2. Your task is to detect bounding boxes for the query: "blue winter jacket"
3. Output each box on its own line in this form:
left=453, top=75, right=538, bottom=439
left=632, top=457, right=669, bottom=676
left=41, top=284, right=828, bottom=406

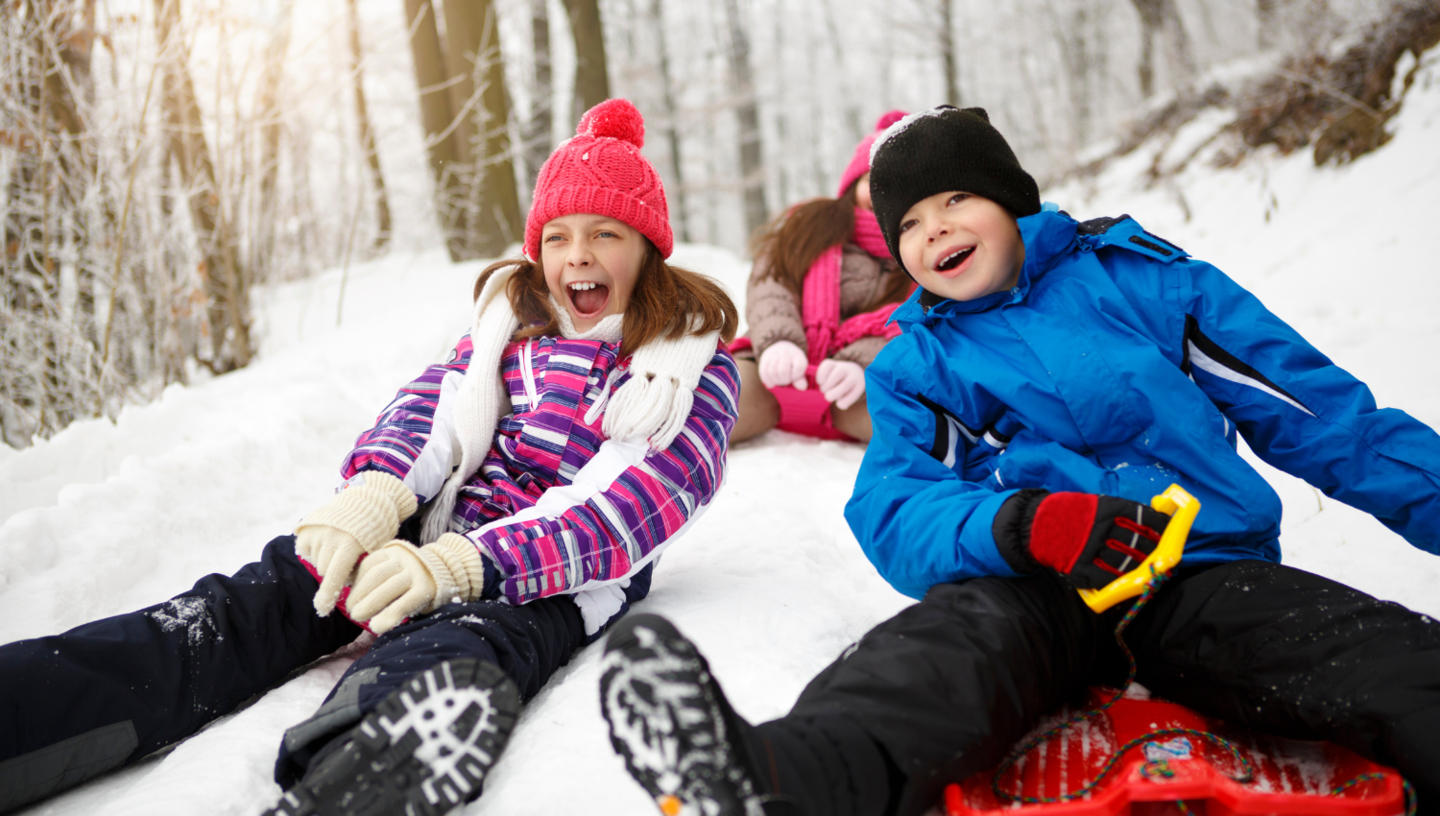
left=846, top=208, right=1440, bottom=599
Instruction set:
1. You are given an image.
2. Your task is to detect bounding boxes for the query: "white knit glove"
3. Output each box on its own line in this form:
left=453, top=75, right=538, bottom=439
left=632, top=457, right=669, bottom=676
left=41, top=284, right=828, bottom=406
left=815, top=358, right=866, bottom=409
left=604, top=329, right=722, bottom=450
left=757, top=340, right=808, bottom=390
left=295, top=471, right=417, bottom=616
left=347, top=533, right=489, bottom=634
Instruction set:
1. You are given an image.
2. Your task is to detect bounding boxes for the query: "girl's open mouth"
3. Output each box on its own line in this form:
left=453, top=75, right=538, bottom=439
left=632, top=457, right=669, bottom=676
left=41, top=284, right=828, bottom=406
left=567, top=281, right=611, bottom=316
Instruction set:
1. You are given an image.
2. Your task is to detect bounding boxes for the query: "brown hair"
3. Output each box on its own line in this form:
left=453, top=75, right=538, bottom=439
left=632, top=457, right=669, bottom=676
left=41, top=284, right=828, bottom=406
left=472, top=241, right=738, bottom=359
left=751, top=185, right=857, bottom=295
left=750, top=182, right=910, bottom=308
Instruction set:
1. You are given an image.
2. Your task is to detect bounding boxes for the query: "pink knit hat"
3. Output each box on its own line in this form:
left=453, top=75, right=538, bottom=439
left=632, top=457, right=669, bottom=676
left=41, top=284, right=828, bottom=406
left=835, top=110, right=907, bottom=198
left=524, top=98, right=673, bottom=260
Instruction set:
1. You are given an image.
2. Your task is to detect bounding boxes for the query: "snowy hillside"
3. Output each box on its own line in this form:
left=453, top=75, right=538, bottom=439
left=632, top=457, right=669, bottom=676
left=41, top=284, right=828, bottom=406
left=4, top=45, right=1440, bottom=816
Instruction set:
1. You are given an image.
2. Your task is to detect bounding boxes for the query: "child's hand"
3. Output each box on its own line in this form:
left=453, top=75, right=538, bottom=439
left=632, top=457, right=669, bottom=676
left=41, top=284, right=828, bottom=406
left=815, top=359, right=866, bottom=409
left=294, top=470, right=418, bottom=616
left=992, top=490, right=1170, bottom=590
left=347, top=534, right=488, bottom=634
left=758, top=341, right=808, bottom=390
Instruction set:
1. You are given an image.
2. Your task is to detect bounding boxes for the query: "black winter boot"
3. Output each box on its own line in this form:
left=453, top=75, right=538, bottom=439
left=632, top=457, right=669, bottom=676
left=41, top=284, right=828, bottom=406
left=264, top=659, right=519, bottom=816
left=600, top=613, right=802, bottom=816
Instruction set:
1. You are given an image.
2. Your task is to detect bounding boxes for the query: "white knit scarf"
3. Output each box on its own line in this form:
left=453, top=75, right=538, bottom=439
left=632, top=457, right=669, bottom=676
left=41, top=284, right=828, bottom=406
left=419, top=269, right=720, bottom=541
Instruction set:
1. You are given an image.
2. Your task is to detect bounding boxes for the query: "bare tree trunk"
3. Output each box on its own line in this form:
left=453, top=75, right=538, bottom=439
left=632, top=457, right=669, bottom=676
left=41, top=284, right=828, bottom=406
left=49, top=0, right=110, bottom=418
left=1130, top=0, right=1195, bottom=97
left=522, top=0, right=553, bottom=197
left=441, top=0, right=521, bottom=258
left=1133, top=0, right=1159, bottom=97
left=154, top=138, right=194, bottom=385
left=402, top=0, right=468, bottom=259
left=768, top=4, right=790, bottom=207
left=62, top=0, right=103, bottom=354
left=404, top=0, right=520, bottom=260
left=940, top=0, right=961, bottom=104
left=722, top=0, right=766, bottom=238
left=154, top=0, right=251, bottom=372
left=97, top=3, right=166, bottom=398
left=650, top=0, right=689, bottom=240
left=1256, top=0, right=1281, bottom=46
left=1047, top=0, right=1101, bottom=149
left=560, top=0, right=610, bottom=122
left=3, top=132, right=57, bottom=438
left=255, top=0, right=292, bottom=281
left=438, top=0, right=482, bottom=256
left=1160, top=2, right=1195, bottom=90
left=470, top=1, right=523, bottom=255
left=815, top=0, right=862, bottom=139
left=18, top=5, right=59, bottom=432
left=346, top=0, right=391, bottom=249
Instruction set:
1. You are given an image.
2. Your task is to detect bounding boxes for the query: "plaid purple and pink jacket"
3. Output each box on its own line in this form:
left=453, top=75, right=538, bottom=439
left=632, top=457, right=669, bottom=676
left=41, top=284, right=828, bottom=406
left=340, top=332, right=739, bottom=618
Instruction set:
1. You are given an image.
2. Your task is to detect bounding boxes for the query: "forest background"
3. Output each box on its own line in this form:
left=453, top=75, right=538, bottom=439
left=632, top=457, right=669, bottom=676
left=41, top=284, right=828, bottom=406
left=0, top=0, right=1433, bottom=448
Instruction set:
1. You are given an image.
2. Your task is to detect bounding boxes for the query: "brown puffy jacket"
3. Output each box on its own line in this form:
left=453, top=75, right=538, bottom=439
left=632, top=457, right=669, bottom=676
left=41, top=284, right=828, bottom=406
left=744, top=243, right=906, bottom=366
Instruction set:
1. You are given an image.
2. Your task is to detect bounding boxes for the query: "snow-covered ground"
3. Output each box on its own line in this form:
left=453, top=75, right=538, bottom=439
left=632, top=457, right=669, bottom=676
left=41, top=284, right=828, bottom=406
left=4, top=46, right=1440, bottom=816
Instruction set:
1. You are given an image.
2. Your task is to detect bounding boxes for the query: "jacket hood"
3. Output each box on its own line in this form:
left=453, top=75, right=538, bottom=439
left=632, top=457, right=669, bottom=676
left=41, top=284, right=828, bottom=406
left=890, top=208, right=1079, bottom=330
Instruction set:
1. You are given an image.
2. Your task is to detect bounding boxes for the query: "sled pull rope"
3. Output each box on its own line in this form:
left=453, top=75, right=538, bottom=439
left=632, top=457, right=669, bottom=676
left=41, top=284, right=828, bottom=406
left=1332, top=774, right=1418, bottom=815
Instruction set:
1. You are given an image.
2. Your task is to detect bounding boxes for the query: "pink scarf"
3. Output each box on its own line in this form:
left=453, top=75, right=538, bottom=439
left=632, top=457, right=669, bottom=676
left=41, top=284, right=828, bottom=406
left=801, top=208, right=906, bottom=365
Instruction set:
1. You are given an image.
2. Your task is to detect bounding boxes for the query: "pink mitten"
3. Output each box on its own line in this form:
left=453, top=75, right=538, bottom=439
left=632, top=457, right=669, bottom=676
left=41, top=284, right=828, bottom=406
left=815, top=359, right=866, bottom=410
left=758, top=341, right=808, bottom=390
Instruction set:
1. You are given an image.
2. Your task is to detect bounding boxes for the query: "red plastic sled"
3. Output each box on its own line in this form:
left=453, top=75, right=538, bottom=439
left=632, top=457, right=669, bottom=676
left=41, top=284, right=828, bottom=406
left=948, top=486, right=1410, bottom=815
left=944, top=688, right=1409, bottom=816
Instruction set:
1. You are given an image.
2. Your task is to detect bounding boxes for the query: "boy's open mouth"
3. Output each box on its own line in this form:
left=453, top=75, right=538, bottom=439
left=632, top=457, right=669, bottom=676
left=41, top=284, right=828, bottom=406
left=567, top=280, right=611, bottom=316
left=935, top=246, right=975, bottom=273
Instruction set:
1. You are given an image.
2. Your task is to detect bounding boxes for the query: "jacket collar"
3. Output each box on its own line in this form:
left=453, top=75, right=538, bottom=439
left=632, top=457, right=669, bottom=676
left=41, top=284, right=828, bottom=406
left=891, top=208, right=1079, bottom=329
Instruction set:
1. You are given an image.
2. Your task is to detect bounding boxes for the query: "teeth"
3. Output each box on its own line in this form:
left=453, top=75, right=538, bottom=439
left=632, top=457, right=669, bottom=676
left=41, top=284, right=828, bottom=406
left=569, top=281, right=598, bottom=291
left=938, top=248, right=973, bottom=270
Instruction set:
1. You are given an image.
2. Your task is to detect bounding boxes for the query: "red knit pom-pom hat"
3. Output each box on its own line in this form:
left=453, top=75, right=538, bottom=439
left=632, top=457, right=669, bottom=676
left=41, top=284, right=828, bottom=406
left=524, top=98, right=673, bottom=260
left=835, top=109, right=907, bottom=197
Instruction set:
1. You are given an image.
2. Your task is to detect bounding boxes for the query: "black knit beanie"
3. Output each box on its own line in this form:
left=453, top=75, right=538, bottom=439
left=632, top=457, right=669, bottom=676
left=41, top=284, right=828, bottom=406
left=869, top=106, right=1041, bottom=270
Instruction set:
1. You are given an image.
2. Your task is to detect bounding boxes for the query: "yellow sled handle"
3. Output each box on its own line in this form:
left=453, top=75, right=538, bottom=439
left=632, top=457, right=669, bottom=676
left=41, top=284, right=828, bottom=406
left=1078, top=483, right=1200, bottom=613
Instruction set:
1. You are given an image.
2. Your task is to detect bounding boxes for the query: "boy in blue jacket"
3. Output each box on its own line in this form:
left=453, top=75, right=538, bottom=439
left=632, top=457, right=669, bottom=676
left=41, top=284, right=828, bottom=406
left=597, top=105, right=1440, bottom=816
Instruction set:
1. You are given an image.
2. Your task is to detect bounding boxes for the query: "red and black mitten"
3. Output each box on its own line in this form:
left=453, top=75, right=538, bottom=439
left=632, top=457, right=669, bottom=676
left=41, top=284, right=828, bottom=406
left=993, top=489, right=1171, bottom=589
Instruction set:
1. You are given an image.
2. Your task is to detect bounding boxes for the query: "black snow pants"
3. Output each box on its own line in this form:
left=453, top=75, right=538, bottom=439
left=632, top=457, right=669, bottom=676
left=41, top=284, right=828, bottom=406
left=753, top=559, right=1440, bottom=816
left=0, top=534, right=589, bottom=813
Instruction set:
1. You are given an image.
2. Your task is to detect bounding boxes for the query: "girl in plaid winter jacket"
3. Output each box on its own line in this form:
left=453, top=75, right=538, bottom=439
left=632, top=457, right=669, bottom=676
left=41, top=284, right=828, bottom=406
left=0, top=98, right=739, bottom=816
